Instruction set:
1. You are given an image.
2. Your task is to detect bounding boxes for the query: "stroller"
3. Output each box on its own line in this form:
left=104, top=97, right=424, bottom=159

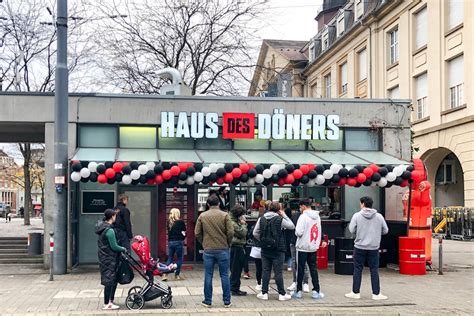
left=122, top=235, right=176, bottom=310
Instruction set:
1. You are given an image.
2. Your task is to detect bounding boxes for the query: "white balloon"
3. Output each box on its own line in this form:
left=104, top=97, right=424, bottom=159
left=270, top=164, right=280, bottom=174
left=186, top=177, right=195, bottom=185
left=262, top=169, right=273, bottom=179
left=393, top=166, right=403, bottom=177
left=131, top=170, right=140, bottom=180
left=386, top=172, right=396, bottom=182
left=138, top=164, right=148, bottom=175
left=378, top=178, right=388, bottom=187
left=70, top=172, right=81, bottom=182
left=247, top=178, right=255, bottom=186
left=307, top=179, right=316, bottom=187
left=323, top=169, right=333, bottom=179
left=80, top=168, right=91, bottom=178
left=88, top=162, right=98, bottom=173
left=316, top=174, right=325, bottom=185
left=178, top=180, right=186, bottom=185
left=193, top=172, right=204, bottom=182
left=145, top=161, right=155, bottom=170
left=255, top=174, right=264, bottom=183
left=122, top=175, right=132, bottom=185
left=209, top=163, right=218, bottom=173
left=201, top=167, right=211, bottom=177
left=217, top=163, right=225, bottom=169
left=330, top=164, right=339, bottom=173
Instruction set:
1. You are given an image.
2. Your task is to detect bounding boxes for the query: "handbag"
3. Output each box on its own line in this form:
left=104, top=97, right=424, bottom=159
left=116, top=256, right=134, bottom=285
left=250, top=246, right=261, bottom=259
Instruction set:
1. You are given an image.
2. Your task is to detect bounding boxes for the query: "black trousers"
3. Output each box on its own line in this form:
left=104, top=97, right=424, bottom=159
left=230, top=245, right=245, bottom=292
left=255, top=258, right=262, bottom=285
left=262, top=252, right=285, bottom=295
left=243, top=246, right=251, bottom=273
left=104, top=283, right=118, bottom=305
left=296, top=251, right=320, bottom=292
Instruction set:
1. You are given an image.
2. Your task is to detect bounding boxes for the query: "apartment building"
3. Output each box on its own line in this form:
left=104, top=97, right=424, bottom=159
left=0, top=150, right=17, bottom=210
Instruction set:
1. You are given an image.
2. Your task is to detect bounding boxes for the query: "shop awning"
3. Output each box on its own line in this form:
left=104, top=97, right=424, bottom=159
left=348, top=151, right=410, bottom=165
left=273, top=151, right=329, bottom=164
left=72, top=148, right=117, bottom=161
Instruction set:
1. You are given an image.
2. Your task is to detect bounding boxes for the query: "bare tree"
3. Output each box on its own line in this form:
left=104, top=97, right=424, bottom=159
left=89, top=0, right=264, bottom=95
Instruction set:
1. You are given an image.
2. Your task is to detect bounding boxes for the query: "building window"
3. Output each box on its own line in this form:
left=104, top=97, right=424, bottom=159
left=120, top=126, right=157, bottom=148
left=448, top=0, right=463, bottom=30
left=436, top=154, right=456, bottom=184
left=345, top=129, right=379, bottom=151
left=339, top=62, right=347, bottom=95
left=79, top=125, right=118, bottom=148
left=388, top=28, right=399, bottom=65
left=337, top=12, right=345, bottom=37
left=357, top=48, right=367, bottom=82
left=388, top=86, right=400, bottom=99
left=448, top=55, right=464, bottom=109
left=309, top=44, right=315, bottom=62
left=322, top=30, right=329, bottom=51
left=415, top=73, right=428, bottom=120
left=324, top=73, right=331, bottom=97
left=414, top=7, right=427, bottom=50
left=355, top=0, right=364, bottom=20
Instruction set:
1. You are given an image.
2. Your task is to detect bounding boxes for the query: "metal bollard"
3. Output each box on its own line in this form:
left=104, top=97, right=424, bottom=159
left=49, top=231, right=54, bottom=281
left=438, top=236, right=443, bottom=275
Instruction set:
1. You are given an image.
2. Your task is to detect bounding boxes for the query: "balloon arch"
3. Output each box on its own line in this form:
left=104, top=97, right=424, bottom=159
left=70, top=161, right=424, bottom=188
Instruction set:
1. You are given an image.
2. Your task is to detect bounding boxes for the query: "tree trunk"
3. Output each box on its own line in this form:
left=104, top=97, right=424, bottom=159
left=21, top=143, right=32, bottom=226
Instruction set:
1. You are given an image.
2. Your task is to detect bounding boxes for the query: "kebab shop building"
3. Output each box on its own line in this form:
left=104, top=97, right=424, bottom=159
left=67, top=94, right=413, bottom=265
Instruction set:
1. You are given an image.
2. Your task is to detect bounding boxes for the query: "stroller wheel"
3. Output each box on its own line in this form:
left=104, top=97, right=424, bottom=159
left=126, top=292, right=145, bottom=310
left=127, top=286, right=142, bottom=296
left=161, top=294, right=173, bottom=309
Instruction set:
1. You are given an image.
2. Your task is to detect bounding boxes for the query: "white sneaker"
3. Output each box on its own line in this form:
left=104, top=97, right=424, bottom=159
left=345, top=292, right=361, bottom=299
left=372, top=293, right=388, bottom=300
left=303, top=283, right=310, bottom=293
left=257, top=292, right=268, bottom=300
left=255, top=283, right=262, bottom=291
left=279, top=293, right=292, bottom=301
left=287, top=282, right=297, bottom=291
left=287, top=267, right=292, bottom=271
left=102, top=303, right=119, bottom=310
left=110, top=303, right=120, bottom=310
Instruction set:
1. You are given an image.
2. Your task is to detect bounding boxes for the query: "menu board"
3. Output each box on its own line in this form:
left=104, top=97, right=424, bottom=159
left=82, top=191, right=115, bottom=214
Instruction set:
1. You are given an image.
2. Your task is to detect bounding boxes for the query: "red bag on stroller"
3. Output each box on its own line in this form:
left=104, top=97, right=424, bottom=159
left=131, top=235, right=177, bottom=276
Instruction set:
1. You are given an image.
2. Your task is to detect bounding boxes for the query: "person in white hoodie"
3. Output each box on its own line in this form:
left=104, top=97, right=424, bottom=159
left=292, top=200, right=324, bottom=300
left=345, top=196, right=389, bottom=301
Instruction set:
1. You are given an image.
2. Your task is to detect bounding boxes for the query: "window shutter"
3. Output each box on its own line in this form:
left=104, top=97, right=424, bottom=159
left=416, top=73, right=427, bottom=99
left=448, top=55, right=463, bottom=87
left=415, top=8, right=427, bottom=49
left=341, top=63, right=347, bottom=85
left=358, top=49, right=367, bottom=81
left=448, top=0, right=463, bottom=29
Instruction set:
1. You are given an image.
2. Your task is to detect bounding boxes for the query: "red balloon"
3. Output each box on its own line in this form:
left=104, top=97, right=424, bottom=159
left=338, top=178, right=347, bottom=186
left=248, top=163, right=256, bottom=170
left=278, top=178, right=286, bottom=187
left=170, top=166, right=180, bottom=176
left=300, top=165, right=310, bottom=175
left=357, top=173, right=367, bottom=183
left=162, top=170, right=172, bottom=180
left=113, top=162, right=123, bottom=172
left=285, top=174, right=295, bottom=184
left=178, top=162, right=188, bottom=172
left=347, top=178, right=357, bottom=186
left=239, top=163, right=250, bottom=173
left=363, top=168, right=374, bottom=177
left=232, top=168, right=242, bottom=178
left=105, top=168, right=116, bottom=179
left=369, top=164, right=380, bottom=172
left=98, top=174, right=107, bottom=183
left=307, top=164, right=316, bottom=171
left=293, top=169, right=303, bottom=179
left=224, top=173, right=233, bottom=183
left=146, top=179, right=155, bottom=185
left=187, top=162, right=194, bottom=168
left=217, top=177, right=225, bottom=185
left=155, top=175, right=163, bottom=184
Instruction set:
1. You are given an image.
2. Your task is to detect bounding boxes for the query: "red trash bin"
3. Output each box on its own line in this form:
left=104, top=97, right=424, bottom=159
left=317, top=234, right=329, bottom=269
left=399, top=237, right=426, bottom=275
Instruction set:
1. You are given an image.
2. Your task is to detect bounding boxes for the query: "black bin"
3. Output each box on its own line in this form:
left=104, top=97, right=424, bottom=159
left=335, top=237, right=354, bottom=275
left=28, top=232, right=43, bottom=255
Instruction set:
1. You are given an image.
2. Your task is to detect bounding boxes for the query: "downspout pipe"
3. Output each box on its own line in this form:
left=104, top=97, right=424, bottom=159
left=156, top=67, right=183, bottom=85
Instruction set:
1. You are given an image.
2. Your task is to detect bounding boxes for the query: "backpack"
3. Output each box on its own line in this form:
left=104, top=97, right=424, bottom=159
left=259, top=216, right=281, bottom=251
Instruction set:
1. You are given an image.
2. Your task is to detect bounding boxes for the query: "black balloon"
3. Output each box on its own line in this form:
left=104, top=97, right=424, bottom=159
left=292, top=180, right=300, bottom=187
left=338, top=168, right=349, bottom=178
left=378, top=167, right=388, bottom=176
left=162, top=162, right=171, bottom=170
left=232, top=178, right=241, bottom=185
left=386, top=165, right=394, bottom=172
left=201, top=177, right=210, bottom=185
left=146, top=170, right=155, bottom=179
left=105, top=161, right=114, bottom=169
left=401, top=171, right=412, bottom=180
left=285, top=164, right=295, bottom=173
left=89, top=173, right=98, bottom=182
left=271, top=174, right=280, bottom=183
left=216, top=168, right=226, bottom=178
left=348, top=168, right=359, bottom=178
left=323, top=179, right=331, bottom=186
left=139, top=175, right=147, bottom=184
left=371, top=172, right=381, bottom=182
left=315, top=165, right=325, bottom=174
left=115, top=173, right=123, bottom=182
left=80, top=177, right=89, bottom=183
left=355, top=182, right=362, bottom=188
left=406, top=165, right=414, bottom=172
left=186, top=167, right=196, bottom=176
left=300, top=175, right=309, bottom=184
left=178, top=172, right=188, bottom=180
left=278, top=169, right=288, bottom=178
left=308, top=170, right=317, bottom=179
left=96, top=164, right=106, bottom=174
left=130, top=161, right=139, bottom=170
left=225, top=163, right=233, bottom=173
left=248, top=169, right=257, bottom=178
left=256, top=164, right=264, bottom=174
left=363, top=179, right=372, bottom=186
left=240, top=174, right=249, bottom=182
left=170, top=162, right=178, bottom=167
left=131, top=179, right=139, bottom=185
left=72, top=163, right=82, bottom=172
left=80, top=161, right=89, bottom=168
left=154, top=164, right=164, bottom=174
left=331, top=174, right=340, bottom=183
left=385, top=182, right=393, bottom=188
left=107, top=178, right=115, bottom=185
left=262, top=178, right=271, bottom=186
left=195, top=163, right=203, bottom=172
left=209, top=174, right=218, bottom=182
left=122, top=165, right=132, bottom=175
left=355, top=165, right=364, bottom=172
left=394, top=176, right=404, bottom=185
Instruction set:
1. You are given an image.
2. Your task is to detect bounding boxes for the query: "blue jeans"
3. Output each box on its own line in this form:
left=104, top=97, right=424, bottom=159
left=352, top=247, right=380, bottom=295
left=166, top=240, right=184, bottom=276
left=203, top=249, right=231, bottom=305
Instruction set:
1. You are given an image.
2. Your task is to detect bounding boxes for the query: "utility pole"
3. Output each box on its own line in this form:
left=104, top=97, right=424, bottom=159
left=53, top=0, right=68, bottom=274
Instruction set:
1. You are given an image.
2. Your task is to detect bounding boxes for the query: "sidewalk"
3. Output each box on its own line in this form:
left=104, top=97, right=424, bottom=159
left=0, top=217, right=44, bottom=237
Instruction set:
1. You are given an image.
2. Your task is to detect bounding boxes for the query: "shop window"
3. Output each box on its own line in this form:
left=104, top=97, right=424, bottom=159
left=195, top=131, right=232, bottom=150
left=344, top=185, right=380, bottom=220
left=158, top=128, right=194, bottom=149
left=308, top=129, right=343, bottom=150
left=79, top=125, right=117, bottom=148
left=119, top=126, right=157, bottom=148
left=271, top=139, right=306, bottom=151
left=307, top=187, right=342, bottom=215
left=345, top=129, right=379, bottom=151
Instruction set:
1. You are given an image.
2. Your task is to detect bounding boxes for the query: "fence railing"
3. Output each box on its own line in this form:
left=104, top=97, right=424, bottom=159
left=432, top=207, right=473, bottom=240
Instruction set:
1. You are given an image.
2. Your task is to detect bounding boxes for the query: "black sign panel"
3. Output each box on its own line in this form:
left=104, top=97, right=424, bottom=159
left=82, top=191, right=115, bottom=214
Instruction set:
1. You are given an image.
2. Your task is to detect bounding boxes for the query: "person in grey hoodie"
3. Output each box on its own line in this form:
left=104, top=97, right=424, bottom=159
left=253, top=201, right=295, bottom=301
left=345, top=196, right=389, bottom=301
left=292, top=200, right=324, bottom=300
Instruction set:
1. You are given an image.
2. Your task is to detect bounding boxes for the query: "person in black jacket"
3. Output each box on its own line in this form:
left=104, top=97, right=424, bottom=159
left=96, top=209, right=126, bottom=310
left=114, top=194, right=133, bottom=252
left=163, top=208, right=187, bottom=281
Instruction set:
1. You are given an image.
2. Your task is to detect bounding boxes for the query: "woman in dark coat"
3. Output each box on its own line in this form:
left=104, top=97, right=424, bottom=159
left=96, top=209, right=126, bottom=310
